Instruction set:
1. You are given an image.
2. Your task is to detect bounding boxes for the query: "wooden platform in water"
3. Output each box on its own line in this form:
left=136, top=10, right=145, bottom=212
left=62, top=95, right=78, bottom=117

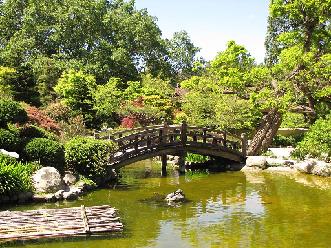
left=0, top=205, right=123, bottom=242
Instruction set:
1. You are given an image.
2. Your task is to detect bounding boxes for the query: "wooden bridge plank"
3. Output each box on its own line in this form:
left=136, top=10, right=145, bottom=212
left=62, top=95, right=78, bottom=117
left=0, top=205, right=123, bottom=243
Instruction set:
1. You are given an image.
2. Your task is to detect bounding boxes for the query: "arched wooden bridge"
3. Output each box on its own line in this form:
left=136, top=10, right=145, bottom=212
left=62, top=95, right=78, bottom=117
left=95, top=123, right=247, bottom=172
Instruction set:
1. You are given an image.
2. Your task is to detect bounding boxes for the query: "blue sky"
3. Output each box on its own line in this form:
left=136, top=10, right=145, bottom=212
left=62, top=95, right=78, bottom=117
left=135, top=0, right=270, bottom=63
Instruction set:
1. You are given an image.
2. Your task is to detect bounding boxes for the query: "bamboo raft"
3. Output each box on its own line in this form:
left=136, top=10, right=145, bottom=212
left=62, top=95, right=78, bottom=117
left=0, top=205, right=123, bottom=242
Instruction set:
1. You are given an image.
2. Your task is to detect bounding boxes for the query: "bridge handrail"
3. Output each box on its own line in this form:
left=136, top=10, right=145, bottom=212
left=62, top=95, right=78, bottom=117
left=95, top=124, right=165, bottom=140
left=187, top=126, right=243, bottom=141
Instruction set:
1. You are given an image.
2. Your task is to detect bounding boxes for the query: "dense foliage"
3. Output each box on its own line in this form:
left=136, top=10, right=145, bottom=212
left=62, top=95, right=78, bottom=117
left=0, top=0, right=201, bottom=105
left=19, top=125, right=57, bottom=143
left=93, top=74, right=176, bottom=126
left=0, top=99, right=27, bottom=127
left=293, top=115, right=331, bottom=161
left=23, top=138, right=65, bottom=171
left=65, top=137, right=118, bottom=180
left=0, top=128, right=20, bottom=152
left=54, top=70, right=97, bottom=127
left=0, top=154, right=38, bottom=196
left=24, top=105, right=60, bottom=133
left=186, top=153, right=210, bottom=164
left=0, top=0, right=329, bottom=175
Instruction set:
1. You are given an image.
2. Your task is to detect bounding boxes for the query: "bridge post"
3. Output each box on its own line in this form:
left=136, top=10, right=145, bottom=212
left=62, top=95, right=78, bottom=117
left=203, top=128, right=207, bottom=143
left=134, top=135, right=139, bottom=151
left=241, top=133, right=247, bottom=157
left=178, top=121, right=187, bottom=174
left=181, top=121, right=187, bottom=145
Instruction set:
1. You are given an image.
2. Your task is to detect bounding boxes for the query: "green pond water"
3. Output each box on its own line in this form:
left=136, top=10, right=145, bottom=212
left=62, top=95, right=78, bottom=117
left=2, top=160, right=331, bottom=248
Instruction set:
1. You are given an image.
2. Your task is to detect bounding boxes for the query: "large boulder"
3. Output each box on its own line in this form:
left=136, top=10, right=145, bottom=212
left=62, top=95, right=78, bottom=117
left=246, top=156, right=268, bottom=169
left=311, top=161, right=331, bottom=177
left=294, top=160, right=316, bottom=174
left=33, top=167, right=64, bottom=193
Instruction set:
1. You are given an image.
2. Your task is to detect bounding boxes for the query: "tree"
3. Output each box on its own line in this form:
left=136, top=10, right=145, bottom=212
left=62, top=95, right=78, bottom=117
left=0, top=66, right=16, bottom=99
left=54, top=70, right=97, bottom=127
left=165, top=31, right=203, bottom=81
left=181, top=41, right=259, bottom=131
left=93, top=74, right=175, bottom=126
left=247, top=0, right=331, bottom=155
left=93, top=77, right=124, bottom=125
left=0, top=0, right=172, bottom=104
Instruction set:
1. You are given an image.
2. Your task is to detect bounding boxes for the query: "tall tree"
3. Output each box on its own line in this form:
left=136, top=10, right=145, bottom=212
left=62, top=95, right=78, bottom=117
left=248, top=0, right=331, bottom=155
left=0, top=0, right=171, bottom=103
left=165, top=31, right=203, bottom=82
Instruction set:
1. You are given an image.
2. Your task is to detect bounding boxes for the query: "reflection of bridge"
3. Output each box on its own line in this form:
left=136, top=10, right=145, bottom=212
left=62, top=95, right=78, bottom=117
left=95, top=122, right=247, bottom=174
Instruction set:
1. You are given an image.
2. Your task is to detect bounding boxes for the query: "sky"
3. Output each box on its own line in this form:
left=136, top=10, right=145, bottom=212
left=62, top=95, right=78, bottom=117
left=135, top=0, right=270, bottom=63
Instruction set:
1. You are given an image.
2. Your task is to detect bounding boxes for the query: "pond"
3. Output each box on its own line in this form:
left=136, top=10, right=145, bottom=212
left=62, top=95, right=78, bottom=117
left=2, top=160, right=331, bottom=248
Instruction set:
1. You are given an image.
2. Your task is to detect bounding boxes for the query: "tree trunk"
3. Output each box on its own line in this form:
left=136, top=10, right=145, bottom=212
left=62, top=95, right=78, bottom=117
left=247, top=109, right=282, bottom=156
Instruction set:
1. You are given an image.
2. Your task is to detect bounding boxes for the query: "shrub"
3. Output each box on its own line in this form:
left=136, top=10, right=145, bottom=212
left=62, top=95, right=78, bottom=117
left=174, top=111, right=188, bottom=124
left=0, top=128, right=20, bottom=152
left=65, top=137, right=118, bottom=181
left=0, top=152, right=17, bottom=164
left=272, top=134, right=304, bottom=147
left=44, top=101, right=72, bottom=122
left=59, top=115, right=90, bottom=141
left=292, top=115, right=331, bottom=161
left=0, top=154, right=38, bottom=196
left=19, top=125, right=57, bottom=143
left=186, top=153, right=210, bottom=163
left=280, top=112, right=308, bottom=128
left=24, top=105, right=60, bottom=134
left=23, top=138, right=65, bottom=171
left=121, top=116, right=136, bottom=128
left=0, top=99, right=27, bottom=127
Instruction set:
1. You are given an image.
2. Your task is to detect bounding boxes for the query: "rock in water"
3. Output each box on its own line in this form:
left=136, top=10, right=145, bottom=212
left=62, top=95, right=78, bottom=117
left=33, top=167, right=64, bottom=193
left=246, top=156, right=268, bottom=169
left=294, top=160, right=316, bottom=174
left=165, top=189, right=185, bottom=203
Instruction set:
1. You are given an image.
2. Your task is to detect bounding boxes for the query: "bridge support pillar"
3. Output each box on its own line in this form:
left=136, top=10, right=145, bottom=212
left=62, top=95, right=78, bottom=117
left=161, top=154, right=167, bottom=177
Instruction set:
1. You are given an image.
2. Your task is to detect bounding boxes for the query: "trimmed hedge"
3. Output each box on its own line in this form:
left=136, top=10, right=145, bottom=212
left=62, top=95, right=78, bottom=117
left=65, top=137, right=118, bottom=181
left=0, top=128, right=20, bottom=152
left=0, top=154, right=38, bottom=196
left=0, top=99, right=27, bottom=127
left=23, top=138, right=65, bottom=172
left=19, top=125, right=57, bottom=143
